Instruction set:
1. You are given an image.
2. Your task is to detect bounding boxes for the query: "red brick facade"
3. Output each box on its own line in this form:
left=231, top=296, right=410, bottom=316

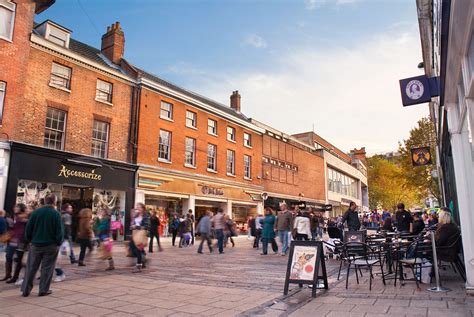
left=136, top=87, right=262, bottom=187
left=262, top=134, right=325, bottom=201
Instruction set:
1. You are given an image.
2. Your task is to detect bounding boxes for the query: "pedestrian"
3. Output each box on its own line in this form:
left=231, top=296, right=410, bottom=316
left=224, top=215, right=236, bottom=247
left=77, top=208, right=93, bottom=267
left=21, top=194, right=63, bottom=297
left=293, top=210, right=311, bottom=241
left=197, top=211, right=213, bottom=254
left=261, top=208, right=278, bottom=255
left=60, top=203, right=77, bottom=264
left=253, top=213, right=263, bottom=249
left=188, top=209, right=195, bottom=245
left=0, top=210, right=7, bottom=253
left=148, top=209, right=162, bottom=252
left=212, top=208, right=225, bottom=254
left=411, top=212, right=425, bottom=235
left=380, top=217, right=394, bottom=232
left=381, top=208, right=391, bottom=222
left=4, top=204, right=28, bottom=285
left=428, top=212, right=439, bottom=228
left=169, top=213, right=180, bottom=247
left=97, top=208, right=114, bottom=271
left=274, top=202, right=293, bottom=256
left=130, top=203, right=150, bottom=272
left=247, top=216, right=253, bottom=240
left=341, top=201, right=361, bottom=231
left=394, top=203, right=413, bottom=233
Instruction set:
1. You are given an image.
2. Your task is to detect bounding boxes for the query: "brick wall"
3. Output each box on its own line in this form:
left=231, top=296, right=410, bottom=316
left=137, top=87, right=262, bottom=186
left=19, top=48, right=133, bottom=161
left=0, top=0, right=36, bottom=140
left=262, top=135, right=325, bottom=200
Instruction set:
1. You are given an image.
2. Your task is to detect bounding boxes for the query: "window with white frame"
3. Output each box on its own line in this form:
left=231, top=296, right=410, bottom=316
left=0, top=1, right=15, bottom=41
left=96, top=79, right=113, bottom=103
left=208, top=118, right=217, bottom=135
left=47, top=25, right=69, bottom=47
left=158, top=130, right=171, bottom=161
left=186, top=110, right=197, bottom=128
left=50, top=63, right=72, bottom=90
left=227, top=126, right=236, bottom=142
left=244, top=155, right=251, bottom=179
left=91, top=120, right=109, bottom=158
left=226, top=149, right=235, bottom=175
left=0, top=81, right=5, bottom=122
left=244, top=132, right=252, bottom=147
left=185, top=137, right=196, bottom=167
left=207, top=144, right=217, bottom=171
left=160, top=101, right=173, bottom=120
left=44, top=107, right=67, bottom=150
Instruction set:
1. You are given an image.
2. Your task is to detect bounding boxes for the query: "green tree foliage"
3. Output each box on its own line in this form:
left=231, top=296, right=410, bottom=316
left=367, top=155, right=419, bottom=210
left=398, top=117, right=440, bottom=203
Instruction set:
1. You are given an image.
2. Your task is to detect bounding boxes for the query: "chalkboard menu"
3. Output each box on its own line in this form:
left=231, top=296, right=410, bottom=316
left=283, top=240, right=328, bottom=298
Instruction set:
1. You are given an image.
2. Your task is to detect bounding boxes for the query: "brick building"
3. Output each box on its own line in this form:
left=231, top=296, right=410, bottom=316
left=251, top=120, right=327, bottom=211
left=0, top=1, right=137, bottom=237
left=293, top=132, right=368, bottom=216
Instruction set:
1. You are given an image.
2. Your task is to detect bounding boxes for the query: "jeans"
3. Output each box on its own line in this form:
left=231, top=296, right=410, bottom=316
left=171, top=231, right=178, bottom=246
left=78, top=239, right=92, bottom=263
left=278, top=230, right=289, bottom=254
left=261, top=238, right=278, bottom=254
left=197, top=233, right=213, bottom=253
left=5, top=244, right=15, bottom=263
left=21, top=244, right=59, bottom=295
left=254, top=229, right=262, bottom=248
left=215, top=229, right=224, bottom=253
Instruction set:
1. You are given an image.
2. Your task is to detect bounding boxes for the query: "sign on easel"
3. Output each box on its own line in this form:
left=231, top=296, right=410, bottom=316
left=283, top=240, right=328, bottom=298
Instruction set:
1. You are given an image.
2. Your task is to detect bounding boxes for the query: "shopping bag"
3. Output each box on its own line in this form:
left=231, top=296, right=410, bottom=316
left=132, top=229, right=148, bottom=250
left=60, top=241, right=69, bottom=256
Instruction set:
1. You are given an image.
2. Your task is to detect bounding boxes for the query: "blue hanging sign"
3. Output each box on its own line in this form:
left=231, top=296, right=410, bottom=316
left=399, top=75, right=439, bottom=107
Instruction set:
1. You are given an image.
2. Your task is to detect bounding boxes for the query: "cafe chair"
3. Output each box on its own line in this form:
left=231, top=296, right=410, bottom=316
left=343, top=242, right=386, bottom=291
left=436, top=234, right=466, bottom=281
left=395, top=240, right=433, bottom=288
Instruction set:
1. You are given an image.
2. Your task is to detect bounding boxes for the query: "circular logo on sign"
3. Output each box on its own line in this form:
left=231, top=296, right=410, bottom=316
left=406, top=80, right=424, bottom=100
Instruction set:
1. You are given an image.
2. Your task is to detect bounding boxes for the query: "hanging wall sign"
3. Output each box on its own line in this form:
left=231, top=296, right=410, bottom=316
left=399, top=75, right=439, bottom=107
left=283, top=240, right=328, bottom=298
left=411, top=147, right=433, bottom=166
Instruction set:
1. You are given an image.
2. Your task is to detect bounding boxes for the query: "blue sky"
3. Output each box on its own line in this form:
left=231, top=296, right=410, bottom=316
left=38, top=0, right=428, bottom=154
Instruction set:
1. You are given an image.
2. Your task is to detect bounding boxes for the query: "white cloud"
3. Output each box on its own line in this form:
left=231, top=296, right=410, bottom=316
left=244, top=34, right=267, bottom=49
left=188, top=25, right=428, bottom=155
left=305, top=0, right=359, bottom=10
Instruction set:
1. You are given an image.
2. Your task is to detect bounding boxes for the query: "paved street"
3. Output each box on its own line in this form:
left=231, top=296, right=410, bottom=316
left=0, top=236, right=472, bottom=316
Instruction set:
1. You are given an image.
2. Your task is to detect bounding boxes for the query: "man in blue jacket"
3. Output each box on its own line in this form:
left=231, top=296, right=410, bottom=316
left=21, top=194, right=63, bottom=297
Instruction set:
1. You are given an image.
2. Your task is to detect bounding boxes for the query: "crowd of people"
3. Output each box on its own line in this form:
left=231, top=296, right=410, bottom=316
left=0, top=194, right=462, bottom=297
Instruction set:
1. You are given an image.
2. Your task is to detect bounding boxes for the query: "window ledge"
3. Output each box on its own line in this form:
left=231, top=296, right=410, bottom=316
left=208, top=132, right=218, bottom=137
left=227, top=138, right=237, bottom=143
left=158, top=158, right=172, bottom=164
left=160, top=116, right=174, bottom=122
left=207, top=168, right=218, bottom=174
left=49, top=83, right=71, bottom=93
left=0, top=36, right=13, bottom=43
left=95, top=98, right=113, bottom=106
left=244, top=144, right=253, bottom=149
left=244, top=177, right=252, bottom=181
left=184, top=164, right=196, bottom=169
left=226, top=173, right=236, bottom=178
left=186, top=125, right=198, bottom=130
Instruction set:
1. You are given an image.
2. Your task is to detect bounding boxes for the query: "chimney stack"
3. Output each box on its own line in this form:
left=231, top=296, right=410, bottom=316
left=101, top=21, right=125, bottom=64
left=350, top=147, right=367, bottom=162
left=230, top=90, right=241, bottom=112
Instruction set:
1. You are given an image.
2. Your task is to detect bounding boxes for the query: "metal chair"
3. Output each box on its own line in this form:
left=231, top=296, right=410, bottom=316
left=436, top=234, right=465, bottom=281
left=395, top=239, right=433, bottom=288
left=343, top=242, right=386, bottom=290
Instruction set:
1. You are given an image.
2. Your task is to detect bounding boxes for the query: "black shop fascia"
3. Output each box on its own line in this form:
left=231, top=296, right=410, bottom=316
left=5, top=142, right=137, bottom=236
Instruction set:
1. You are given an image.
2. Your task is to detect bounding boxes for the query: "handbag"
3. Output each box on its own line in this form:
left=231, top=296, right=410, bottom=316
left=0, top=232, right=11, bottom=243
left=132, top=229, right=148, bottom=250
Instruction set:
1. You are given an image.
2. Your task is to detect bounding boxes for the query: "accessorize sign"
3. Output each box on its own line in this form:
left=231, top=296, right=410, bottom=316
left=201, top=185, right=224, bottom=196
left=399, top=75, right=439, bottom=107
left=58, top=165, right=102, bottom=180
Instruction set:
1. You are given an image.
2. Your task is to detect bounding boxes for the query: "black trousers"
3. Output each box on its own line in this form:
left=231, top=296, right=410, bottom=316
left=254, top=229, right=262, bottom=248
left=262, top=238, right=278, bottom=254
left=149, top=231, right=161, bottom=252
left=21, top=244, right=58, bottom=295
left=172, top=231, right=178, bottom=246
left=78, top=239, right=92, bottom=263
left=295, top=233, right=309, bottom=241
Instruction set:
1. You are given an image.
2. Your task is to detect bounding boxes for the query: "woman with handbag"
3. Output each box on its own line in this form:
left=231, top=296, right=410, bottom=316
left=97, top=208, right=114, bottom=271
left=130, top=203, right=150, bottom=272
left=77, top=208, right=93, bottom=267
left=2, top=204, right=28, bottom=284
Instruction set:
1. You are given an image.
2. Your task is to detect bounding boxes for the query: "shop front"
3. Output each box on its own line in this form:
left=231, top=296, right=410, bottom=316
left=5, top=142, right=137, bottom=239
left=264, top=195, right=327, bottom=213
left=135, top=168, right=263, bottom=235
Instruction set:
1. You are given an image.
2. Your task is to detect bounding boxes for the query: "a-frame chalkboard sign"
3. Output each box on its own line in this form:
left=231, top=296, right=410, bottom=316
left=283, top=240, right=328, bottom=298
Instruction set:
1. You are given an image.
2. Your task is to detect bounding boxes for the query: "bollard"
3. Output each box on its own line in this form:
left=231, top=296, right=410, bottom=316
left=427, top=230, right=451, bottom=292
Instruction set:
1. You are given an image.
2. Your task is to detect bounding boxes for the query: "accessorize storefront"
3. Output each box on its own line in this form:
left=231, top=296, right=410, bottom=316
left=264, top=195, right=327, bottom=213
left=5, top=142, right=137, bottom=238
left=135, top=167, right=264, bottom=234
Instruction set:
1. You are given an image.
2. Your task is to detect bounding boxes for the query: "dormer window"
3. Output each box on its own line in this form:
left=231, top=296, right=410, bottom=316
left=35, top=20, right=71, bottom=48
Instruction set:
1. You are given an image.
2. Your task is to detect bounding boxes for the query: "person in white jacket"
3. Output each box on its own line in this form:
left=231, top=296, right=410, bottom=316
left=293, top=211, right=312, bottom=241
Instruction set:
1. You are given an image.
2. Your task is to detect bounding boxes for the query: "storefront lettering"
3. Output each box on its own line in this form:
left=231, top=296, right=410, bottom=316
left=201, top=185, right=224, bottom=196
left=58, top=165, right=102, bottom=181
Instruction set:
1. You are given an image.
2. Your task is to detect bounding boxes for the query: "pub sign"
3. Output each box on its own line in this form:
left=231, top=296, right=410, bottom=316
left=411, top=146, right=433, bottom=166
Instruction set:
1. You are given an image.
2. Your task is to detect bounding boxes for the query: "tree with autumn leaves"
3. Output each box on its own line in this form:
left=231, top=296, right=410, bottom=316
left=368, top=117, right=440, bottom=210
